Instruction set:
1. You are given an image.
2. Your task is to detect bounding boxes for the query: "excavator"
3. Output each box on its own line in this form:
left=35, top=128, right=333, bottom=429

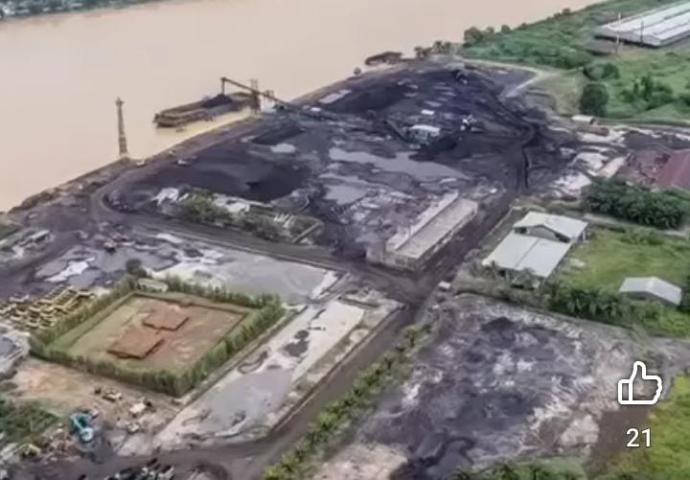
left=69, top=412, right=95, bottom=444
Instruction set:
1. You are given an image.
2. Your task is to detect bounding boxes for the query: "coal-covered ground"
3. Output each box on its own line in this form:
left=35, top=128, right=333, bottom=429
left=109, top=62, right=579, bottom=256
left=315, top=295, right=690, bottom=480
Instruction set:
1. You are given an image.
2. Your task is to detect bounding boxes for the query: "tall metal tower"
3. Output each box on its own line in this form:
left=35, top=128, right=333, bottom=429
left=116, top=97, right=129, bottom=160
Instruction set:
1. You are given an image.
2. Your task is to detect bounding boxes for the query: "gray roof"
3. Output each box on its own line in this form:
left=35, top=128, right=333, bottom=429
left=513, top=212, right=588, bottom=242
left=596, top=2, right=690, bottom=47
left=388, top=194, right=477, bottom=260
left=482, top=232, right=572, bottom=278
left=619, top=277, right=683, bottom=306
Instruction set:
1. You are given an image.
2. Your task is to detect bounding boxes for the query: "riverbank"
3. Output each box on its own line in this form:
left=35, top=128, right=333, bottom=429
left=0, top=0, right=158, bottom=20
left=0, top=0, right=603, bottom=211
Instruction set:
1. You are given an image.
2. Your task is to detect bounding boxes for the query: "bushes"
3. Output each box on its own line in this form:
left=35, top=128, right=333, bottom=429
left=621, top=74, right=675, bottom=111
left=262, top=325, right=431, bottom=480
left=579, top=82, right=609, bottom=116
left=583, top=62, right=620, bottom=81
left=0, top=396, right=57, bottom=446
left=548, top=283, right=664, bottom=330
left=548, top=284, right=633, bottom=326
left=33, top=276, right=284, bottom=397
left=583, top=179, right=686, bottom=229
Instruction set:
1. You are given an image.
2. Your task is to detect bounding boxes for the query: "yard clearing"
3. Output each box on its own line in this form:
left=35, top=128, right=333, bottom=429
left=558, top=228, right=690, bottom=336
left=559, top=229, right=690, bottom=290
left=58, top=294, right=249, bottom=371
left=56, top=293, right=250, bottom=372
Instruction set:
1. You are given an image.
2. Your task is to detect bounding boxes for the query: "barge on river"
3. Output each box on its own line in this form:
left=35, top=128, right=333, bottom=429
left=154, top=92, right=253, bottom=128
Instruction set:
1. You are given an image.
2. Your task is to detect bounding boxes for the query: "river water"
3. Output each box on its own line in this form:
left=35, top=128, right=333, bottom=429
left=0, top=0, right=599, bottom=210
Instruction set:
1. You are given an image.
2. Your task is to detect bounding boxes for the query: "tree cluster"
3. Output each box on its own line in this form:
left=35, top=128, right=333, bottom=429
left=583, top=62, right=620, bottom=81
left=579, top=82, right=609, bottom=116
left=548, top=283, right=666, bottom=331
left=180, top=191, right=284, bottom=241
left=0, top=396, right=57, bottom=447
left=621, top=74, right=675, bottom=111
left=583, top=179, right=686, bottom=230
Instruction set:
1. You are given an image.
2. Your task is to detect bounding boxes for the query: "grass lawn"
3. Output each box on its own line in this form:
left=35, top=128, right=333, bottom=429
left=560, top=229, right=690, bottom=290
left=559, top=228, right=690, bottom=336
left=603, top=375, right=690, bottom=479
left=462, top=0, right=690, bottom=123
left=604, top=48, right=690, bottom=122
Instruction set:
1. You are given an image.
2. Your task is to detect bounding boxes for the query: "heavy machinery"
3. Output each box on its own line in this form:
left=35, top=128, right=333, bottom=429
left=69, top=412, right=95, bottom=444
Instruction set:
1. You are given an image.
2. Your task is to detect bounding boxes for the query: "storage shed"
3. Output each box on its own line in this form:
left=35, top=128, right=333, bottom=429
left=619, top=276, right=683, bottom=306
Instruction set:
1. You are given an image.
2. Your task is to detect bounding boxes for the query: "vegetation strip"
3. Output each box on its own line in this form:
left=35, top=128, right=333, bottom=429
left=261, top=325, right=431, bottom=480
left=462, top=0, right=690, bottom=123
left=583, top=179, right=689, bottom=230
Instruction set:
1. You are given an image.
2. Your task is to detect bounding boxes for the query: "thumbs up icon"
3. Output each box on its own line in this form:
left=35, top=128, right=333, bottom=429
left=617, top=361, right=663, bottom=406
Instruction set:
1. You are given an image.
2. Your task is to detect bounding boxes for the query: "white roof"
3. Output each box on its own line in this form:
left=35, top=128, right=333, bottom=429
left=596, top=2, right=690, bottom=46
left=513, top=212, right=588, bottom=242
left=619, top=277, right=683, bottom=306
left=482, top=232, right=572, bottom=278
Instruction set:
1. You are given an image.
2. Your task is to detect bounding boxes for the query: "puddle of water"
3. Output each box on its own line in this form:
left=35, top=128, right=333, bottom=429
left=329, top=147, right=461, bottom=180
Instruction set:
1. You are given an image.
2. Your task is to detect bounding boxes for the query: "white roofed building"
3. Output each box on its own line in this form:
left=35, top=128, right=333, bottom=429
left=513, top=211, right=588, bottom=243
left=595, top=2, right=690, bottom=47
left=482, top=211, right=589, bottom=284
left=482, top=232, right=572, bottom=280
left=619, top=277, right=683, bottom=306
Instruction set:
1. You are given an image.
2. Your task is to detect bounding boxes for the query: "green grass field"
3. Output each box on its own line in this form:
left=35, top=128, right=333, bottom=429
left=558, top=228, right=690, bottom=336
left=604, top=375, right=690, bottom=479
left=462, top=0, right=690, bottom=123
left=560, top=229, right=690, bottom=289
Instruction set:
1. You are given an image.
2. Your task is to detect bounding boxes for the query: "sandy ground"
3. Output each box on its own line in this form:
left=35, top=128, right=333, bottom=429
left=5, top=358, right=179, bottom=433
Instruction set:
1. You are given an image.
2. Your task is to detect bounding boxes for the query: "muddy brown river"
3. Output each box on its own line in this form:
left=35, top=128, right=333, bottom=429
left=0, top=0, right=600, bottom=210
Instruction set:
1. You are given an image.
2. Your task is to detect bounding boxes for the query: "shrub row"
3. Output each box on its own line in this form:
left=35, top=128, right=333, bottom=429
left=547, top=283, right=661, bottom=328
left=31, top=276, right=284, bottom=397
left=583, top=179, right=686, bottom=230
left=262, top=325, right=431, bottom=480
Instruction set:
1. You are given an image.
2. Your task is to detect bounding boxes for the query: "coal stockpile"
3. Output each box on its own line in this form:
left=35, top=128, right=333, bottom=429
left=120, top=146, right=310, bottom=207
left=324, top=80, right=414, bottom=114
left=201, top=94, right=234, bottom=109
left=252, top=122, right=304, bottom=146
left=354, top=299, right=593, bottom=479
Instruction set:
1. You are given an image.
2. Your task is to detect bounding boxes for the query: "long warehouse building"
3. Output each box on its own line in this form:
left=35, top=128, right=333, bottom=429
left=595, top=1, right=690, bottom=47
left=366, top=192, right=478, bottom=271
